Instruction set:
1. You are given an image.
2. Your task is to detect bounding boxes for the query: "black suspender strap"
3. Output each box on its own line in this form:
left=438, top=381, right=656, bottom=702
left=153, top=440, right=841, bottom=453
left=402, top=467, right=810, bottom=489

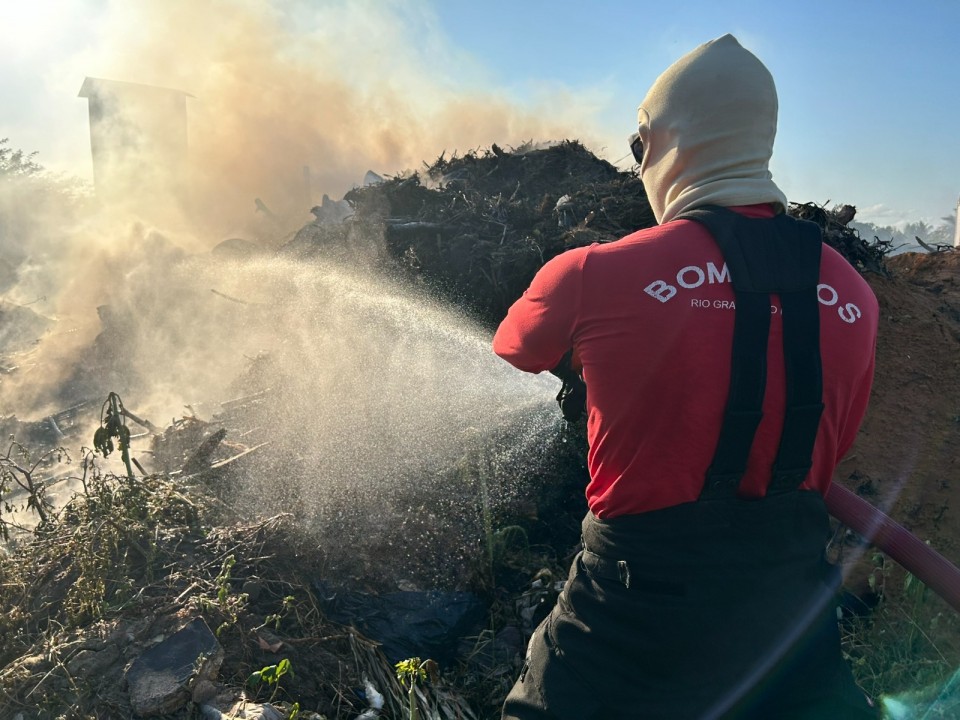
left=769, top=284, right=824, bottom=494
left=676, top=206, right=824, bottom=499
left=703, top=288, right=769, bottom=495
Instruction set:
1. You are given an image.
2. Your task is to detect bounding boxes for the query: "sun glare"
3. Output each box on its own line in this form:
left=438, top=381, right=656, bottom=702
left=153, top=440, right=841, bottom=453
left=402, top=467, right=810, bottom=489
left=1, top=0, right=86, bottom=58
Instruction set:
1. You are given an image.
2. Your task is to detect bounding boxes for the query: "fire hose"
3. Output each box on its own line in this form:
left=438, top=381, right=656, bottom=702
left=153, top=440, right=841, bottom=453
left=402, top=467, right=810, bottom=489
left=825, top=483, right=960, bottom=614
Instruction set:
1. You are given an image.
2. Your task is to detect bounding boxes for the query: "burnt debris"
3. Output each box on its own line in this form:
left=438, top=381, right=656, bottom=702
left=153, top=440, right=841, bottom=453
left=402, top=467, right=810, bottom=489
left=286, top=142, right=889, bottom=327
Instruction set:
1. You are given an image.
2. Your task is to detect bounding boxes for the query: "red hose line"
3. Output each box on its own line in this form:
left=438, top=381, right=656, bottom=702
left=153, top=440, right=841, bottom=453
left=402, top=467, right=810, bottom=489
left=825, top=483, right=960, bottom=615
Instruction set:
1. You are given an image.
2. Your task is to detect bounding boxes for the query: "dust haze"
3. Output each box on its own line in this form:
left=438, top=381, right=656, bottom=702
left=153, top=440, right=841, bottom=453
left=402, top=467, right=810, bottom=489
left=2, top=0, right=602, bottom=415
left=1, top=0, right=579, bottom=563
left=71, top=0, right=607, bottom=233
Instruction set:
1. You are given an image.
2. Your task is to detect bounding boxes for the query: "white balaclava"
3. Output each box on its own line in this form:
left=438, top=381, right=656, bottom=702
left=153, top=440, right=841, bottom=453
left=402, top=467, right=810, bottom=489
left=636, top=34, right=788, bottom=224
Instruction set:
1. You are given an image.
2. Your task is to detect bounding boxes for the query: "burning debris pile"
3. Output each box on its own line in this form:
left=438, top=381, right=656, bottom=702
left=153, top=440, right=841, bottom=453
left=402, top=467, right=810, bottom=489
left=279, top=140, right=656, bottom=324
left=2, top=141, right=959, bottom=718
left=360, top=141, right=656, bottom=324
left=790, top=201, right=890, bottom=276
left=286, top=140, right=891, bottom=326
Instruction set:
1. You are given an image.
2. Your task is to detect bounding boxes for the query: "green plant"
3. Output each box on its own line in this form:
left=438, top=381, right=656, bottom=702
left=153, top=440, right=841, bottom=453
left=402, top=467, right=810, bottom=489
left=261, top=594, right=297, bottom=632
left=247, top=657, right=293, bottom=705
left=216, top=554, right=237, bottom=607
left=199, top=553, right=249, bottom=637
left=61, top=463, right=197, bottom=622
left=0, top=446, right=201, bottom=641
left=842, top=562, right=960, bottom=708
left=395, top=657, right=437, bottom=720
left=0, top=137, right=43, bottom=176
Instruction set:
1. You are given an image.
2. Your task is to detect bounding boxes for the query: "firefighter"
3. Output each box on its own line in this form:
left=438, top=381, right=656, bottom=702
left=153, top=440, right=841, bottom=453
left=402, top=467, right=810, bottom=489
left=493, top=34, right=880, bottom=719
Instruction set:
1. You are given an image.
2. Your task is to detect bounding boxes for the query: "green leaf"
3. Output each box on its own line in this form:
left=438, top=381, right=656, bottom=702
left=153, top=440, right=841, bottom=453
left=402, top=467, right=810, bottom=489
left=260, top=664, right=278, bottom=684
left=277, top=658, right=291, bottom=677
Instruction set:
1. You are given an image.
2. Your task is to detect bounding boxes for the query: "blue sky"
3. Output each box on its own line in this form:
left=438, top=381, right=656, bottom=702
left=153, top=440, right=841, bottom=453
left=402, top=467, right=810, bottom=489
left=2, top=0, right=958, bottom=229
left=431, top=0, right=960, bottom=228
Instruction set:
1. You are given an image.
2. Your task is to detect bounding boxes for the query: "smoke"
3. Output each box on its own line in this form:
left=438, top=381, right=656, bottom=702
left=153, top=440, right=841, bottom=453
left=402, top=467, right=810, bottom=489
left=66, top=0, right=609, bottom=235
left=2, top=2, right=587, bottom=583
left=1, top=0, right=612, bottom=419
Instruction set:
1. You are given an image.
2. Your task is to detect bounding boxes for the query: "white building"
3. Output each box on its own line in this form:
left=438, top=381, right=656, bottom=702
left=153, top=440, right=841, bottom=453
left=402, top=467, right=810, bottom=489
left=955, top=195, right=960, bottom=248
left=78, top=77, right=192, bottom=212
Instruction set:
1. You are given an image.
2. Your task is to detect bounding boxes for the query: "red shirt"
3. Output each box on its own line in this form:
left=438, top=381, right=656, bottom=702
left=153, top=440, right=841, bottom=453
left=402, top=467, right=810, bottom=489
left=493, top=206, right=879, bottom=518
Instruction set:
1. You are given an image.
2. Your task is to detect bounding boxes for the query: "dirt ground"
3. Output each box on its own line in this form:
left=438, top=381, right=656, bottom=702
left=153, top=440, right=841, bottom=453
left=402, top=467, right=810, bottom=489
left=834, top=250, right=960, bottom=619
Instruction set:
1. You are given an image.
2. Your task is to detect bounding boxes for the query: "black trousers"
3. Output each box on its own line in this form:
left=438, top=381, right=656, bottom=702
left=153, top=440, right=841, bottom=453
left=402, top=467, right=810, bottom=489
left=502, top=492, right=879, bottom=720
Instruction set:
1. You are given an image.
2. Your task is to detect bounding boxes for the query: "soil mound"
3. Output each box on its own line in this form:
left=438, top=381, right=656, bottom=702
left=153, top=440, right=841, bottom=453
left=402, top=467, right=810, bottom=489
left=842, top=250, right=960, bottom=574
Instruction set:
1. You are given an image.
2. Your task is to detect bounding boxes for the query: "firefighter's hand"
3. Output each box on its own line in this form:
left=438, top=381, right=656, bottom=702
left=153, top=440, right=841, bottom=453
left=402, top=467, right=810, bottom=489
left=556, top=376, right=586, bottom=422
left=549, top=350, right=577, bottom=382
left=550, top=350, right=586, bottom=422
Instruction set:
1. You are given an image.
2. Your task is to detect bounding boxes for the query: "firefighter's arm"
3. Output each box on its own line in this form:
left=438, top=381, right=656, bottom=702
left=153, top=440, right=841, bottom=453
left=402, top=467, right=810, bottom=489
left=492, top=248, right=585, bottom=373
left=835, top=336, right=878, bottom=463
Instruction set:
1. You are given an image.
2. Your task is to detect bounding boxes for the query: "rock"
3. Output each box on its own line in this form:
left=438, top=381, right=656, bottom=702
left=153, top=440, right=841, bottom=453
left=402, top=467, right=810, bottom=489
left=191, top=678, right=220, bottom=704
left=213, top=701, right=286, bottom=719
left=66, top=643, right=121, bottom=677
left=125, top=618, right=223, bottom=717
left=317, top=585, right=486, bottom=663
left=241, top=577, right=265, bottom=601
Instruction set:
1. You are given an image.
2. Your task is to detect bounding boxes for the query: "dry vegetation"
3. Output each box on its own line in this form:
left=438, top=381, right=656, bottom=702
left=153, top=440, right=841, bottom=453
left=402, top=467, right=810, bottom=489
left=3, top=141, right=960, bottom=718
